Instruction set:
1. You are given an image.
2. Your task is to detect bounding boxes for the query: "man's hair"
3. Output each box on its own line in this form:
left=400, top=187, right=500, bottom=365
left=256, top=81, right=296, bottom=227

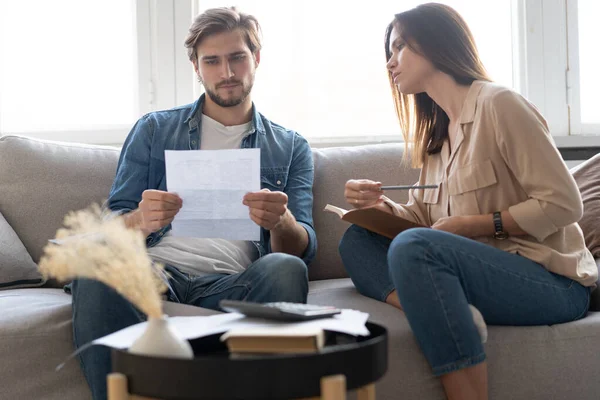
left=184, top=7, right=262, bottom=63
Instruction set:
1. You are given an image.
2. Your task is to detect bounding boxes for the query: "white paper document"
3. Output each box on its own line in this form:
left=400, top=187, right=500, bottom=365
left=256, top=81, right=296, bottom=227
left=165, top=149, right=261, bottom=240
left=93, top=309, right=370, bottom=350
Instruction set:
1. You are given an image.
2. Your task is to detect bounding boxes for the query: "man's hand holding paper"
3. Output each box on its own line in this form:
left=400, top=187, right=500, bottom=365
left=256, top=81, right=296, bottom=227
left=139, top=190, right=183, bottom=233
left=243, top=189, right=289, bottom=231
left=123, top=190, right=183, bottom=236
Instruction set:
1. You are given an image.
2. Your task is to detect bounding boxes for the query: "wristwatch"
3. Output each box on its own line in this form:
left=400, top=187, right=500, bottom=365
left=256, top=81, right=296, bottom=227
left=493, top=211, right=508, bottom=240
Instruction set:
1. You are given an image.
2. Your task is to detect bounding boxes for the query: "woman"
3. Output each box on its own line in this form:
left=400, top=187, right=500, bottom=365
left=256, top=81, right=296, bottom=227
left=338, top=3, right=597, bottom=400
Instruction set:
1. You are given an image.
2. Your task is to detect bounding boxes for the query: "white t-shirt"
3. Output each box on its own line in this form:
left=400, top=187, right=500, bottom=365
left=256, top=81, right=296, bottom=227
left=199, top=113, right=253, bottom=150
left=147, top=113, right=258, bottom=276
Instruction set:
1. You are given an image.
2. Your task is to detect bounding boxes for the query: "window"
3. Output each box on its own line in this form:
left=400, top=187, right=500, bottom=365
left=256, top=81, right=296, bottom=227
left=0, top=0, right=141, bottom=143
left=576, top=1, right=599, bottom=125
left=566, top=0, right=600, bottom=136
left=194, top=1, right=515, bottom=142
left=1, top=1, right=597, bottom=145
left=577, top=1, right=600, bottom=125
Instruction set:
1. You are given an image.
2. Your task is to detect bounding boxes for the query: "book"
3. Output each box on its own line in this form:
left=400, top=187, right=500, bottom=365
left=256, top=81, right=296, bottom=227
left=220, top=326, right=325, bottom=354
left=323, top=204, right=424, bottom=239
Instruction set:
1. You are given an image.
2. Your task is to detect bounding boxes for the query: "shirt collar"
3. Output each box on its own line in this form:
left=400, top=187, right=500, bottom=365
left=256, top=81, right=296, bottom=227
left=185, top=94, right=266, bottom=135
left=459, top=80, right=486, bottom=124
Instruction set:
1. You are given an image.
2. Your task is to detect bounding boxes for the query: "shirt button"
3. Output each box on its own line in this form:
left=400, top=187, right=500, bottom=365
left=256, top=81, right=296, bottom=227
left=276, top=180, right=282, bottom=185
left=191, top=140, right=196, bottom=145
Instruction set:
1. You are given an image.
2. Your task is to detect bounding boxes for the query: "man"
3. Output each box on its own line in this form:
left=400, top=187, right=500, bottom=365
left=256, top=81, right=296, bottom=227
left=71, top=7, right=316, bottom=399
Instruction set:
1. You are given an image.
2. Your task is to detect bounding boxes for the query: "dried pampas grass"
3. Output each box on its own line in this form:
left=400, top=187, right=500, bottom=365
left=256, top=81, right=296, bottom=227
left=38, top=204, right=167, bottom=319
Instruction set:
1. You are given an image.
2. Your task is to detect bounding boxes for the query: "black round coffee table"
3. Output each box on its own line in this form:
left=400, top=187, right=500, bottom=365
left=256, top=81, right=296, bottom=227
left=108, top=321, right=388, bottom=400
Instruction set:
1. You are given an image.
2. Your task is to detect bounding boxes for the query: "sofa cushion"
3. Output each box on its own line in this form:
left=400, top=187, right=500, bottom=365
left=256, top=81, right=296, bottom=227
left=310, top=144, right=420, bottom=281
left=592, top=260, right=600, bottom=312
left=0, top=289, right=91, bottom=400
left=571, top=153, right=600, bottom=257
left=308, top=279, right=600, bottom=400
left=0, top=135, right=120, bottom=266
left=0, top=211, right=45, bottom=289
left=0, top=288, right=219, bottom=400
left=570, top=155, right=600, bottom=310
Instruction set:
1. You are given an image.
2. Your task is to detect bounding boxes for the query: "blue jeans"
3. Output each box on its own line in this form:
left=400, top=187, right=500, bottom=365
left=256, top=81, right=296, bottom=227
left=71, top=253, right=308, bottom=400
left=339, top=226, right=590, bottom=376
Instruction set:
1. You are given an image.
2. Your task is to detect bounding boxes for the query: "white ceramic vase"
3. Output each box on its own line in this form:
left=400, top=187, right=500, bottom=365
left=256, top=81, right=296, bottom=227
left=129, top=315, right=194, bottom=359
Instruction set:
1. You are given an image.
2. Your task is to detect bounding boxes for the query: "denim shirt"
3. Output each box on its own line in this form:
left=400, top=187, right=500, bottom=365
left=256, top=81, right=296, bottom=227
left=107, top=94, right=317, bottom=265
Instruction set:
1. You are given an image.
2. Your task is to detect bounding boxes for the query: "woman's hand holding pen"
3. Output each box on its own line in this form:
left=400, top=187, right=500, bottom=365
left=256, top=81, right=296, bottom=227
left=344, top=179, right=384, bottom=209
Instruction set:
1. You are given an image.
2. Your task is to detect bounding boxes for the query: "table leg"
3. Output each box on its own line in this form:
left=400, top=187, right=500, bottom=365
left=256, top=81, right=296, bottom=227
left=107, top=373, right=157, bottom=400
left=357, top=384, right=376, bottom=400
left=320, top=375, right=346, bottom=400
left=107, top=373, right=129, bottom=400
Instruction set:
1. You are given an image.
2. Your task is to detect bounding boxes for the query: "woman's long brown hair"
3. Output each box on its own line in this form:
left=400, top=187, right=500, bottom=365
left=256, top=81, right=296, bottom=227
left=385, top=3, right=491, bottom=168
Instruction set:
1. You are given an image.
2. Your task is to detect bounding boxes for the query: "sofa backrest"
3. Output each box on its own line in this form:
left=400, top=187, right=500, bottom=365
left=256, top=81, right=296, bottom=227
left=310, top=144, right=420, bottom=280
left=0, top=135, right=121, bottom=265
left=0, top=135, right=419, bottom=282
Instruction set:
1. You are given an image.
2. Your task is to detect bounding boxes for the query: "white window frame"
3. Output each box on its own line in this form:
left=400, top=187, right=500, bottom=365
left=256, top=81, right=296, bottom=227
left=516, top=0, right=569, bottom=136
left=564, top=0, right=600, bottom=138
left=518, top=0, right=600, bottom=148
left=148, top=0, right=195, bottom=112
left=128, top=0, right=195, bottom=143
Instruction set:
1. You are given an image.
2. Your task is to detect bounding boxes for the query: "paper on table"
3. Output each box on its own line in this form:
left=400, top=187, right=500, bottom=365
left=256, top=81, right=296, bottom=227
left=165, top=149, right=261, bottom=240
left=93, top=309, right=370, bottom=350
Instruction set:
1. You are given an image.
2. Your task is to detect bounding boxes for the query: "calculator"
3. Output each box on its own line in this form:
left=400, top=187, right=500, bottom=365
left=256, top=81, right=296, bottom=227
left=219, top=300, right=342, bottom=322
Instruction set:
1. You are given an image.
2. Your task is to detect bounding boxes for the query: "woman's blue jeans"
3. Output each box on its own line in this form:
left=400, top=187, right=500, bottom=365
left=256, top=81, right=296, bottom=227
left=339, top=226, right=590, bottom=376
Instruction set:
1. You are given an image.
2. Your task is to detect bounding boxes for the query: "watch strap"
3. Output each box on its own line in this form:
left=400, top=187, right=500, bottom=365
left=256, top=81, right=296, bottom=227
left=493, top=211, right=503, bottom=233
left=493, top=211, right=508, bottom=239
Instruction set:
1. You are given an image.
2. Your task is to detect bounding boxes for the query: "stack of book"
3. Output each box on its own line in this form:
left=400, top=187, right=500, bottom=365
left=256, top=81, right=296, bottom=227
left=221, top=325, right=325, bottom=354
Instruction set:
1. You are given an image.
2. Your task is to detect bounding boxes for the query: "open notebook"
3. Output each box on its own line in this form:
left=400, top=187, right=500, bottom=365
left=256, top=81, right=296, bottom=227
left=324, top=204, right=425, bottom=239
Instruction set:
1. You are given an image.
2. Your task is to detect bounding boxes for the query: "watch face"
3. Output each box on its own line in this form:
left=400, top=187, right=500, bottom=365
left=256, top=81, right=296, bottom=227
left=494, top=231, right=509, bottom=240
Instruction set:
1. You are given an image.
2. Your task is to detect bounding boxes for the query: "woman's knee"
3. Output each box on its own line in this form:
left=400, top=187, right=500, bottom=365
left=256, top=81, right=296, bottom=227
left=388, top=228, right=437, bottom=283
left=389, top=227, right=434, bottom=257
left=339, top=224, right=370, bottom=254
left=339, top=224, right=388, bottom=271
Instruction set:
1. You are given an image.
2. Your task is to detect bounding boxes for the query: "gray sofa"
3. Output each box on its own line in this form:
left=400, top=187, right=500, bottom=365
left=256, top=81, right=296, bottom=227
left=1, top=134, right=599, bottom=400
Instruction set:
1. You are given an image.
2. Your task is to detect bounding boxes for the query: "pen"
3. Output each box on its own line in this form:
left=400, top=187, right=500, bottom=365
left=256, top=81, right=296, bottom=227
left=380, top=184, right=438, bottom=190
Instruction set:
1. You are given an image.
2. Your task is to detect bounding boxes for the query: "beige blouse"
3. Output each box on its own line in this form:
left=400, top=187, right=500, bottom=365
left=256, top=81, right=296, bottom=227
left=386, top=81, right=598, bottom=287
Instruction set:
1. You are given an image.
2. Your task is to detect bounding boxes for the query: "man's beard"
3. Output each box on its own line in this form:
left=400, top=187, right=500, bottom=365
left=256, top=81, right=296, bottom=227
left=204, top=78, right=254, bottom=107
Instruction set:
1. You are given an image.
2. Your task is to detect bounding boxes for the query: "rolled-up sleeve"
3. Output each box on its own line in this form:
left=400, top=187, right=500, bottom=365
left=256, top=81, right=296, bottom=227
left=491, top=90, right=583, bottom=242
left=275, top=133, right=317, bottom=265
left=382, top=180, right=431, bottom=227
left=108, top=115, right=154, bottom=214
